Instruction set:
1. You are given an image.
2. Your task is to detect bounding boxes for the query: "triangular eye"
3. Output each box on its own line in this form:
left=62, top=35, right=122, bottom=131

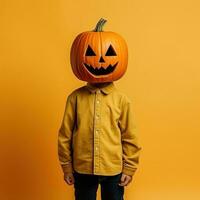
left=85, top=45, right=96, bottom=56
left=105, top=45, right=117, bottom=56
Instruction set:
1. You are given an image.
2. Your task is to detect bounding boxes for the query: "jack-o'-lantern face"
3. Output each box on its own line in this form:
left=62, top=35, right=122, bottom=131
left=84, top=44, right=118, bottom=76
left=70, top=18, right=128, bottom=83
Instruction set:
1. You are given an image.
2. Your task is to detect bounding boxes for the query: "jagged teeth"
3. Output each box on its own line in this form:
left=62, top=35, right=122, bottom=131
left=84, top=62, right=118, bottom=76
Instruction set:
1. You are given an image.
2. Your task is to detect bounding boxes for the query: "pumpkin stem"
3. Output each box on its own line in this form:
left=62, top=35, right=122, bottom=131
left=93, top=18, right=107, bottom=32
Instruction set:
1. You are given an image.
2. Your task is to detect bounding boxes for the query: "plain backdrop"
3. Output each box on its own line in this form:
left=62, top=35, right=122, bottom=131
left=0, top=0, right=200, bottom=199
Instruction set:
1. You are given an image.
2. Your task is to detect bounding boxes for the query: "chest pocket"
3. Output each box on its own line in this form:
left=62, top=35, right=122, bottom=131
left=104, top=102, right=121, bottom=125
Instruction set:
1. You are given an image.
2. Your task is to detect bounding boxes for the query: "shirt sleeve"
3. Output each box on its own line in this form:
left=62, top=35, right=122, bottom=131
left=58, top=93, right=76, bottom=174
left=118, top=95, right=142, bottom=176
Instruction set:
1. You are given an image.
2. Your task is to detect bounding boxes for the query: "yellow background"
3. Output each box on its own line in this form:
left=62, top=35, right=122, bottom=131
left=0, top=0, right=200, bottom=199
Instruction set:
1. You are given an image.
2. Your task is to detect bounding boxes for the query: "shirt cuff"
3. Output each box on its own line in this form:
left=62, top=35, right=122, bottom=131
left=122, top=165, right=137, bottom=176
left=61, top=162, right=74, bottom=174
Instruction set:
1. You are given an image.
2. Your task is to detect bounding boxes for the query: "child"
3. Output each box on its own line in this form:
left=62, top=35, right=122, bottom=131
left=58, top=18, right=142, bottom=200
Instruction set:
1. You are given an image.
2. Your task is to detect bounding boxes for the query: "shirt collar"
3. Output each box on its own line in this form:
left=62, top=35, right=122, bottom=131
left=85, top=82, right=115, bottom=95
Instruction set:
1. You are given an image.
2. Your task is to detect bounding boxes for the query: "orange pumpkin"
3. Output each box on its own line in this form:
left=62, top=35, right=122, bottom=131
left=70, top=18, right=128, bottom=83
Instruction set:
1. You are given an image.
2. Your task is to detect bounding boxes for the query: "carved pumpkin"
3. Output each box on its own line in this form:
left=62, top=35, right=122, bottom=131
left=70, top=18, right=128, bottom=83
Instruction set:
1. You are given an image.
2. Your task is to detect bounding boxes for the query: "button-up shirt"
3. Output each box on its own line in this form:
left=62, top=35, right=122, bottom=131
left=58, top=82, right=142, bottom=176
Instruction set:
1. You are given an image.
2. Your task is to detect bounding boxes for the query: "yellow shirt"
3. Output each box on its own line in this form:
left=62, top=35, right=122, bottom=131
left=58, top=82, right=142, bottom=176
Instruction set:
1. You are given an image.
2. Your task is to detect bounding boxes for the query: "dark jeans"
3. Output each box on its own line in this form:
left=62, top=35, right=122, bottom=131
left=73, top=170, right=124, bottom=200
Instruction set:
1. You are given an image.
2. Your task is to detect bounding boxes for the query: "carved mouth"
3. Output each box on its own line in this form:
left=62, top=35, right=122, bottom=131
left=83, top=62, right=118, bottom=76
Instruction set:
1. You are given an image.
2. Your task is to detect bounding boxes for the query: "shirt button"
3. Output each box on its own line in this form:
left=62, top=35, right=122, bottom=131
left=96, top=130, right=98, bottom=133
left=96, top=147, right=98, bottom=150
left=96, top=100, right=100, bottom=104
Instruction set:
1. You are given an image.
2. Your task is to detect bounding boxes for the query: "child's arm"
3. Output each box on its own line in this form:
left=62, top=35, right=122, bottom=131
left=58, top=93, right=76, bottom=175
left=118, top=95, right=142, bottom=177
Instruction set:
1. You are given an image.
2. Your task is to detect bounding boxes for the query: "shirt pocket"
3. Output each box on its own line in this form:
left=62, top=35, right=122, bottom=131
left=104, top=103, right=121, bottom=129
